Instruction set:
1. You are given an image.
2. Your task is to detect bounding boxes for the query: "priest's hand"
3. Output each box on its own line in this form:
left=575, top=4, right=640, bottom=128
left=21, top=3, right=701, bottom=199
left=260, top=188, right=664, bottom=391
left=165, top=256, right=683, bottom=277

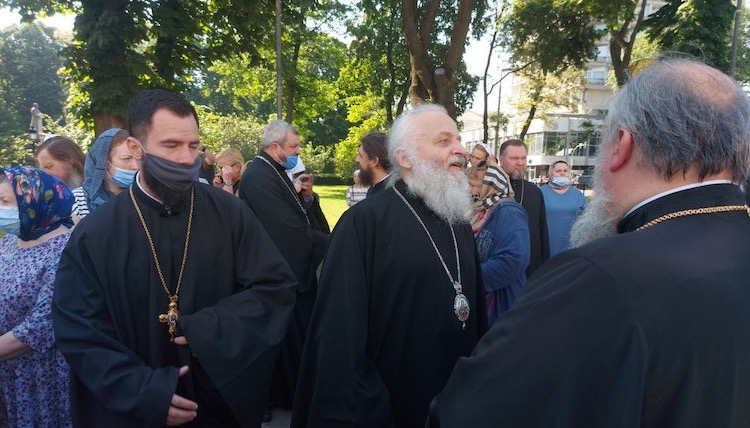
left=167, top=365, right=198, bottom=426
left=174, top=336, right=197, bottom=358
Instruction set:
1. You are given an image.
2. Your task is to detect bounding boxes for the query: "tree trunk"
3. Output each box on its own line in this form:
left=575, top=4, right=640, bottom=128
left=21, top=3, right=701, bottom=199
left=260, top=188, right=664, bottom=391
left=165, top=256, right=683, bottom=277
left=402, top=0, right=475, bottom=118
left=284, top=39, right=302, bottom=123
left=93, top=111, right=126, bottom=137
left=80, top=0, right=137, bottom=134
left=519, top=104, right=537, bottom=141
left=483, top=26, right=499, bottom=144
left=610, top=0, right=648, bottom=88
left=385, top=0, right=399, bottom=124
left=275, top=0, right=283, bottom=117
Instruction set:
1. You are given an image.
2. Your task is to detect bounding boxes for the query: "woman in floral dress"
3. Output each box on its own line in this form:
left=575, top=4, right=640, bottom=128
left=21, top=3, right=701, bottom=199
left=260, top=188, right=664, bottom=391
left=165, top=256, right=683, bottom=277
left=0, top=166, right=74, bottom=428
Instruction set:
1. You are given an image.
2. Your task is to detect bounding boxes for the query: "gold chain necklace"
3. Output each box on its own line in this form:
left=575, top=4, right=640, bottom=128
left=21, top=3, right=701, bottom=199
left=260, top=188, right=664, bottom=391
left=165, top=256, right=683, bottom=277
left=636, top=205, right=750, bottom=231
left=129, top=186, right=194, bottom=342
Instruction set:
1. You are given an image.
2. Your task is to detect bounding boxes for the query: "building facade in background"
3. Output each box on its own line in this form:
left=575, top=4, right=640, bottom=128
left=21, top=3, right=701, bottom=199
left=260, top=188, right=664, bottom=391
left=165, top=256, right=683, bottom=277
left=460, top=0, right=667, bottom=181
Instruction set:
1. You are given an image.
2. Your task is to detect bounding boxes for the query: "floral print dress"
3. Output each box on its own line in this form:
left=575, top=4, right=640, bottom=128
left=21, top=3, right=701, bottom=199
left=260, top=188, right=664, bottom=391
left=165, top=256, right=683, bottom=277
left=0, top=232, right=72, bottom=428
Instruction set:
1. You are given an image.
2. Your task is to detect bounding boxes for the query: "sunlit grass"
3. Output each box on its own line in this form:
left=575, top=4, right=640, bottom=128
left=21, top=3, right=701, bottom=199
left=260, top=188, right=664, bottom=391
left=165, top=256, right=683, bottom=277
left=316, top=185, right=349, bottom=229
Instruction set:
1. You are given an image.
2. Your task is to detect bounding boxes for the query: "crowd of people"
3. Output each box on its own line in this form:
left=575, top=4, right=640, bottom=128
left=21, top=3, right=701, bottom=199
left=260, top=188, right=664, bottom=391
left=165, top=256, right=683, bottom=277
left=1, top=57, right=750, bottom=428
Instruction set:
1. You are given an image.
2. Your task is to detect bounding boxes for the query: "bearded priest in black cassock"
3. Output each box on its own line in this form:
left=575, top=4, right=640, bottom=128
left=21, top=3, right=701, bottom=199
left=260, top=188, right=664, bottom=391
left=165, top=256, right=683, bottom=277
left=52, top=90, right=296, bottom=427
left=292, top=105, right=487, bottom=428
left=428, top=59, right=750, bottom=427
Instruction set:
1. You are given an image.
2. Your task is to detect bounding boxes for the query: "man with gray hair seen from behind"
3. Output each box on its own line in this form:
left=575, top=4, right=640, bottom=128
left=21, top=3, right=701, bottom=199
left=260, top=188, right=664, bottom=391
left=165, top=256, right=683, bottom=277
left=293, top=104, right=487, bottom=428
left=239, top=119, right=329, bottom=418
left=428, top=58, right=750, bottom=427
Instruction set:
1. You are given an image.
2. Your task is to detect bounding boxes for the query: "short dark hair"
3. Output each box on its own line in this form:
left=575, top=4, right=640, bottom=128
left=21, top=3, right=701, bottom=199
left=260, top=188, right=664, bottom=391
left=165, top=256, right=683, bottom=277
left=127, top=89, right=199, bottom=142
left=360, top=132, right=391, bottom=171
left=499, top=139, right=527, bottom=156
left=36, top=136, right=85, bottom=180
left=550, top=160, right=569, bottom=169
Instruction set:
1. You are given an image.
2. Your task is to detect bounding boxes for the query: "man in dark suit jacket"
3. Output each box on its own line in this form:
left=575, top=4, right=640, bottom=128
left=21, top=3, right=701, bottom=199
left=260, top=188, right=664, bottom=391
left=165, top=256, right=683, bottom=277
left=429, top=58, right=750, bottom=427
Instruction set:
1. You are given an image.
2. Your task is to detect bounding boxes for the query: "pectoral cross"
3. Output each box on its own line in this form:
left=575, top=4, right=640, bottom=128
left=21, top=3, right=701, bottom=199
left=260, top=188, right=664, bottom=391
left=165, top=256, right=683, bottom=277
left=158, top=295, right=180, bottom=342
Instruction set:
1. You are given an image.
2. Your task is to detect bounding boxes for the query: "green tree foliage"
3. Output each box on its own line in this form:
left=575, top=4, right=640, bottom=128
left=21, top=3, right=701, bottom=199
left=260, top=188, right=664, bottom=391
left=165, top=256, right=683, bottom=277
left=300, top=144, right=335, bottom=174
left=0, top=22, right=65, bottom=136
left=347, top=0, right=412, bottom=123
left=194, top=105, right=266, bottom=164
left=1, top=0, right=282, bottom=133
left=513, top=66, right=585, bottom=140
left=402, top=0, right=486, bottom=118
left=333, top=89, right=387, bottom=179
left=503, top=0, right=600, bottom=75
left=199, top=31, right=350, bottom=152
left=504, top=0, right=657, bottom=87
left=0, top=22, right=67, bottom=166
left=644, top=0, right=736, bottom=72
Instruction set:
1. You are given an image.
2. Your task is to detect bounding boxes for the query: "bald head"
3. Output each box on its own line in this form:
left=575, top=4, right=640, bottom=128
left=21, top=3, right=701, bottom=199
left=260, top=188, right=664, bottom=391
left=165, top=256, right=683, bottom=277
left=602, top=58, right=750, bottom=182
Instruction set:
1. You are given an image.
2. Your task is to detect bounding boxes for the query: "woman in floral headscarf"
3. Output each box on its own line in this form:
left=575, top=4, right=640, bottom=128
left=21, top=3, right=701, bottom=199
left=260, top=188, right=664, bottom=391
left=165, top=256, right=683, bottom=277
left=467, top=163, right=531, bottom=325
left=0, top=166, right=74, bottom=428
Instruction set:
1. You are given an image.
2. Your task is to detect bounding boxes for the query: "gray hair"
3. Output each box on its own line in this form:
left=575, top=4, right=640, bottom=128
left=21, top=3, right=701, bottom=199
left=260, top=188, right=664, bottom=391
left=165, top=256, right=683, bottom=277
left=602, top=58, right=750, bottom=182
left=388, top=104, right=449, bottom=181
left=263, top=119, right=299, bottom=148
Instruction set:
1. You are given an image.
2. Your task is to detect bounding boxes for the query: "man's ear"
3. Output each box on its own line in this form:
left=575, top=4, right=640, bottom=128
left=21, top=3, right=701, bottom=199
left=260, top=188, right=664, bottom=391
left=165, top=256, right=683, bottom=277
left=395, top=149, right=412, bottom=171
left=126, top=137, right=144, bottom=160
left=609, top=128, right=635, bottom=172
left=371, top=156, right=381, bottom=169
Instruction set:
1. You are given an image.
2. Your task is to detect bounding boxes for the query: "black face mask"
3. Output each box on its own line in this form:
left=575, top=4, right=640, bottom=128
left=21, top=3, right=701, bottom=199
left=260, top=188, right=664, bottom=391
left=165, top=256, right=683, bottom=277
left=141, top=150, right=201, bottom=193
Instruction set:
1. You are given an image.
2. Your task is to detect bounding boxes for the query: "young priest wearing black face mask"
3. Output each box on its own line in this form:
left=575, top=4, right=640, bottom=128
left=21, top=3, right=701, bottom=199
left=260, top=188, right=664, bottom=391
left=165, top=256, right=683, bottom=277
left=52, top=89, right=296, bottom=428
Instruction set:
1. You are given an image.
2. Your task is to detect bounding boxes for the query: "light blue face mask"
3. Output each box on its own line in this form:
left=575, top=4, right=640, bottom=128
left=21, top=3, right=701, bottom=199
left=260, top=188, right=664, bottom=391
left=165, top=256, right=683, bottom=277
left=0, top=206, right=21, bottom=236
left=109, top=166, right=138, bottom=189
left=551, top=177, right=570, bottom=187
left=274, top=145, right=299, bottom=170
left=283, top=155, right=299, bottom=170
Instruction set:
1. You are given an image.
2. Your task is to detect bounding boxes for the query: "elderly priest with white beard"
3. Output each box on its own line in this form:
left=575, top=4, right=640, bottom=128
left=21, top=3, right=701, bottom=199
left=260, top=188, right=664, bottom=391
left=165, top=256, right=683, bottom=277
left=292, top=104, right=487, bottom=428
left=428, top=58, right=750, bottom=427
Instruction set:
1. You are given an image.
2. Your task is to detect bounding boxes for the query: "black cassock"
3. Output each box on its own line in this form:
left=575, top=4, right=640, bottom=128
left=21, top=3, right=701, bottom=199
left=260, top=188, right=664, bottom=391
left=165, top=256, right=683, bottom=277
left=239, top=151, right=329, bottom=408
left=292, top=180, right=487, bottom=428
left=53, top=181, right=296, bottom=427
left=428, top=183, right=750, bottom=427
left=510, top=178, right=550, bottom=276
left=366, top=176, right=388, bottom=197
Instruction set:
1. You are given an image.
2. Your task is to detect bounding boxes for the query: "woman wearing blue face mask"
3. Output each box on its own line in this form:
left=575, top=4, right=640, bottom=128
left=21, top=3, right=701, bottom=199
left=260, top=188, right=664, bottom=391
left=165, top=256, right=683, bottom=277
left=71, top=128, right=140, bottom=222
left=0, top=166, right=74, bottom=427
left=541, top=160, right=587, bottom=257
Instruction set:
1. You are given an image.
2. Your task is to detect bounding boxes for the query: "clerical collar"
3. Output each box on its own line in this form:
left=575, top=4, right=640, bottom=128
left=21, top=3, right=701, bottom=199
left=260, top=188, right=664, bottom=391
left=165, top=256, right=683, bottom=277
left=622, top=179, right=733, bottom=218
left=617, top=181, right=743, bottom=233
left=134, top=172, right=189, bottom=216
left=374, top=173, right=391, bottom=187
left=135, top=171, right=163, bottom=204
left=259, top=150, right=286, bottom=172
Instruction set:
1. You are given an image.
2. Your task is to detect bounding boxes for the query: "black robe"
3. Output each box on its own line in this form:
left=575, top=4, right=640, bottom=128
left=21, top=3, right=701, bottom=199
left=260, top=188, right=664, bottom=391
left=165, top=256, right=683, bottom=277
left=52, top=181, right=296, bottom=428
left=239, top=151, right=329, bottom=408
left=428, top=183, right=750, bottom=427
left=292, top=180, right=487, bottom=428
left=366, top=175, right=389, bottom=197
left=510, top=178, right=550, bottom=276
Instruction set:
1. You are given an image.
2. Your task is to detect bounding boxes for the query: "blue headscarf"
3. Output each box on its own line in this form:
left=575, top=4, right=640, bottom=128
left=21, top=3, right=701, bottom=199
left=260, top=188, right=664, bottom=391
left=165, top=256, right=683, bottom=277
left=82, top=128, right=125, bottom=212
left=1, top=166, right=74, bottom=241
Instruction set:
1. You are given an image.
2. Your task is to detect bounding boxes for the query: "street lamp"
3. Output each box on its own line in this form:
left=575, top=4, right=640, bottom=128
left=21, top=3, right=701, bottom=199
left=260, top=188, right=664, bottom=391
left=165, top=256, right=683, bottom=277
left=28, top=127, right=38, bottom=142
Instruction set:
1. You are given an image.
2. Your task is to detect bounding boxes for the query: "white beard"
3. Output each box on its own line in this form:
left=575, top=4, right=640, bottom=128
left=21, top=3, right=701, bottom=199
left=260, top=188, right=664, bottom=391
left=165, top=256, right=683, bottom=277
left=404, top=155, right=472, bottom=225
left=568, top=154, right=624, bottom=248
left=568, top=190, right=620, bottom=248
